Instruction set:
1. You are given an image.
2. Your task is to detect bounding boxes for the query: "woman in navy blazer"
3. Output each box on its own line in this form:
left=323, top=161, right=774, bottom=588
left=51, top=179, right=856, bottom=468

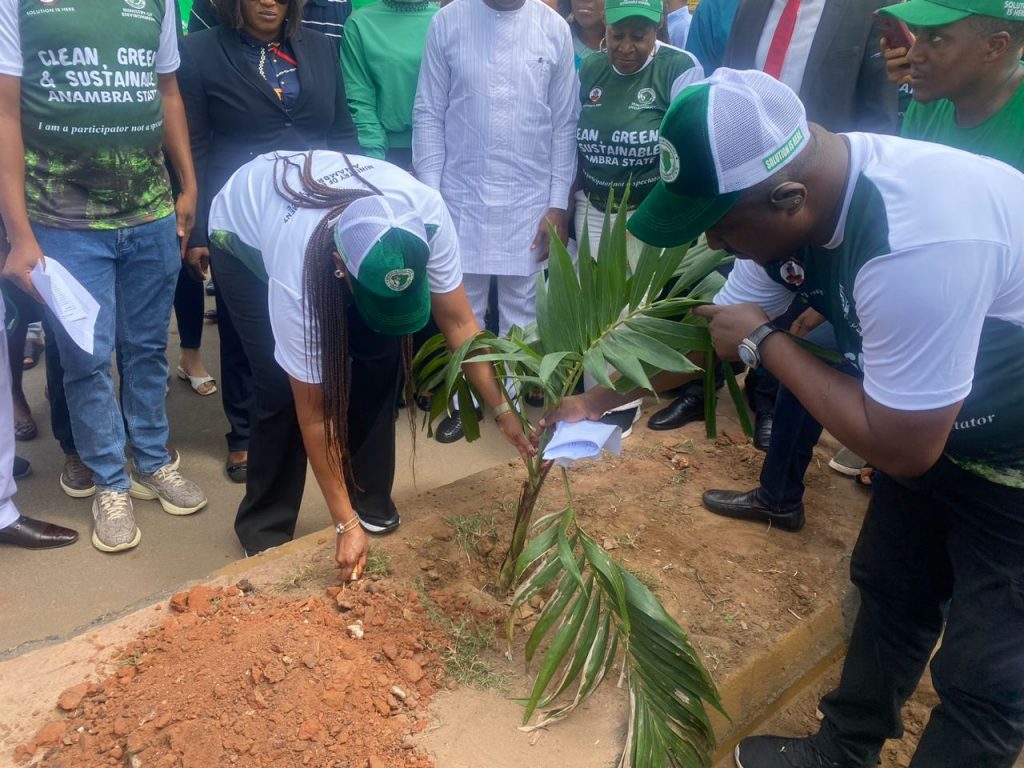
left=177, top=0, right=359, bottom=548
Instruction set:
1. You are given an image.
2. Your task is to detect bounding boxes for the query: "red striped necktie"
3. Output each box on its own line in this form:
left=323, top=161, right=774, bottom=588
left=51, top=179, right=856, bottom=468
left=763, top=0, right=801, bottom=80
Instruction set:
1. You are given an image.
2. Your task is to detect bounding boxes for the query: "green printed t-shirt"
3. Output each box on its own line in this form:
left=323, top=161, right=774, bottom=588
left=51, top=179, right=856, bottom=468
left=901, top=74, right=1024, bottom=172
left=576, top=44, right=701, bottom=210
left=2, top=0, right=180, bottom=229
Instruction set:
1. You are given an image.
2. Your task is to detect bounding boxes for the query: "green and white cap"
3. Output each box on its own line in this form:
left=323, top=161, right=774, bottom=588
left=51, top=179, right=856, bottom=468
left=628, top=68, right=810, bottom=248
left=604, top=0, right=663, bottom=25
left=332, top=196, right=431, bottom=336
left=880, top=0, right=1024, bottom=27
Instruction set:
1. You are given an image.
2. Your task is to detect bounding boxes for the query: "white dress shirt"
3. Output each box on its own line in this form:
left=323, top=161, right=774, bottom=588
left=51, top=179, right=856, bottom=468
left=413, top=0, right=579, bottom=276
left=753, top=0, right=826, bottom=93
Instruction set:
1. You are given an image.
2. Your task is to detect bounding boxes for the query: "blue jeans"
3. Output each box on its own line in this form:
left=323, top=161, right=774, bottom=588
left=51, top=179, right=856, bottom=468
left=756, top=322, right=859, bottom=510
left=32, top=216, right=179, bottom=491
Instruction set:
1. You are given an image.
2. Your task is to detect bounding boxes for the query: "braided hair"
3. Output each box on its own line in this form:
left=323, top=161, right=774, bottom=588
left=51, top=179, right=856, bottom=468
left=272, top=151, right=419, bottom=484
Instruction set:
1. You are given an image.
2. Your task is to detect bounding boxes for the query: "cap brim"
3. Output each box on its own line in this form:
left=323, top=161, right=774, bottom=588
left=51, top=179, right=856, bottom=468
left=879, top=0, right=970, bottom=27
left=350, top=275, right=431, bottom=336
left=627, top=181, right=740, bottom=248
left=605, top=6, right=662, bottom=24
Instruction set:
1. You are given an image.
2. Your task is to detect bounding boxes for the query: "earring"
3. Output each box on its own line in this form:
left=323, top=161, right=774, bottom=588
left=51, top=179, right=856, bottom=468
left=334, top=268, right=345, bottom=279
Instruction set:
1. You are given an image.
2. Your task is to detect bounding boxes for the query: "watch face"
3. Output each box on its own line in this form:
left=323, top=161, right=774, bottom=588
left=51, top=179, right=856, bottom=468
left=738, top=343, right=759, bottom=368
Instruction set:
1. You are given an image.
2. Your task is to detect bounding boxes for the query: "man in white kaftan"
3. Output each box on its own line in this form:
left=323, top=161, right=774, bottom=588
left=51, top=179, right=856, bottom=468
left=413, top=0, right=579, bottom=339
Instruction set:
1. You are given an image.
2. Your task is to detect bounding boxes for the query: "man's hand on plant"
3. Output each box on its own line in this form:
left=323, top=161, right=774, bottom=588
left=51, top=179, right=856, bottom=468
left=497, top=410, right=535, bottom=461
left=532, top=208, right=568, bottom=262
left=537, top=392, right=603, bottom=434
left=1, top=239, right=45, bottom=302
left=185, top=246, right=210, bottom=282
left=881, top=37, right=913, bottom=86
left=692, top=303, right=771, bottom=361
left=336, top=523, right=368, bottom=582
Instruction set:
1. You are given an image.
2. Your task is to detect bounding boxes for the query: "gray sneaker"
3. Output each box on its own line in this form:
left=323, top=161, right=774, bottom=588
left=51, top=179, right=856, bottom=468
left=130, top=465, right=207, bottom=516
left=828, top=447, right=867, bottom=477
left=92, top=491, right=142, bottom=552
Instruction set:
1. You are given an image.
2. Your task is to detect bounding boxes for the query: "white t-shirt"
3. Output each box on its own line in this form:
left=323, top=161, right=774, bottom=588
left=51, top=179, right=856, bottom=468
left=209, top=151, right=463, bottom=384
left=716, top=133, right=1024, bottom=484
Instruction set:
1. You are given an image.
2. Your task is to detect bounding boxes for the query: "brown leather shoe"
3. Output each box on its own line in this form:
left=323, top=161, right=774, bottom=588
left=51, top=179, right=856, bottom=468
left=0, top=515, right=79, bottom=549
left=60, top=453, right=96, bottom=498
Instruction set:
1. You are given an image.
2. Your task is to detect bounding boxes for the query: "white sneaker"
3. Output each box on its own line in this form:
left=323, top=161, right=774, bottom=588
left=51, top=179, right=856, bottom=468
left=92, top=491, right=142, bottom=552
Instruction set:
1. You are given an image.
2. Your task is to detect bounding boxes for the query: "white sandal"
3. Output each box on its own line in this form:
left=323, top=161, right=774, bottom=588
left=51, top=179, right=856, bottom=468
left=176, top=366, right=218, bottom=396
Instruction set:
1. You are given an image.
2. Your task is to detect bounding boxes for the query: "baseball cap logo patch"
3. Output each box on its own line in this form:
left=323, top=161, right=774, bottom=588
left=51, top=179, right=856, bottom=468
left=384, top=268, right=415, bottom=293
left=659, top=137, right=681, bottom=183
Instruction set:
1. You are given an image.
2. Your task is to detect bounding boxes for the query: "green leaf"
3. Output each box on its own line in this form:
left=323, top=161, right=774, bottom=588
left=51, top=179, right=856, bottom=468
left=723, top=362, right=754, bottom=437
left=613, top=327, right=695, bottom=373
left=538, top=351, right=572, bottom=389
left=523, top=579, right=592, bottom=723
left=524, top=567, right=580, bottom=664
left=514, top=519, right=560, bottom=579
left=703, top=350, right=717, bottom=439
left=597, top=335, right=653, bottom=393
left=582, top=346, right=616, bottom=390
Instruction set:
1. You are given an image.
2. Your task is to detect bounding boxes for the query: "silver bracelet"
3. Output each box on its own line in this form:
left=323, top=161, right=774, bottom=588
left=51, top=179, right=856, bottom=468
left=335, top=518, right=361, bottom=535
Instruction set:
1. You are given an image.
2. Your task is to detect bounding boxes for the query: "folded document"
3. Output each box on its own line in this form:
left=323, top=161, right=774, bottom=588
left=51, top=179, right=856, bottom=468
left=30, top=257, right=99, bottom=355
left=542, top=419, right=622, bottom=467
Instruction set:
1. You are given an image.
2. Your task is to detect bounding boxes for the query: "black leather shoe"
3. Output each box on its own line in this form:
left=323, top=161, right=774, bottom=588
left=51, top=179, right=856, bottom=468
left=13, top=456, right=31, bottom=480
left=754, top=412, right=773, bottom=452
left=647, top=393, right=705, bottom=431
left=0, top=515, right=79, bottom=549
left=436, top=411, right=467, bottom=443
left=735, top=735, right=846, bottom=767
left=701, top=489, right=804, bottom=532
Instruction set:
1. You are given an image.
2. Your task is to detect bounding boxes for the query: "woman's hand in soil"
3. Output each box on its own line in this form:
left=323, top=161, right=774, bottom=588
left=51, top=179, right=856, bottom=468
left=336, top=525, right=368, bottom=582
left=692, top=303, right=770, bottom=361
left=497, top=411, right=535, bottom=462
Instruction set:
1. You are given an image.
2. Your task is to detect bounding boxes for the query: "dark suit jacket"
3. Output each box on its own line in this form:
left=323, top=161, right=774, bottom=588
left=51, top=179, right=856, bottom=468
left=724, top=0, right=897, bottom=134
left=179, top=25, right=357, bottom=248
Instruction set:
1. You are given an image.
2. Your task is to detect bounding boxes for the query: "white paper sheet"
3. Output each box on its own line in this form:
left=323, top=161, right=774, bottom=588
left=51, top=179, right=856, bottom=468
left=30, top=258, right=99, bottom=354
left=542, top=419, right=622, bottom=467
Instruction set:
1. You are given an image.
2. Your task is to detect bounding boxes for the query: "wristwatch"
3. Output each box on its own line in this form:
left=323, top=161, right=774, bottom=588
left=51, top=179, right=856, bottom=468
left=738, top=323, right=779, bottom=369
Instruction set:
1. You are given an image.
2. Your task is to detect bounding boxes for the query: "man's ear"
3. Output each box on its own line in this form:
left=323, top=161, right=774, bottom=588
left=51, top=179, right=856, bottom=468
left=983, top=30, right=1013, bottom=62
left=769, top=181, right=807, bottom=213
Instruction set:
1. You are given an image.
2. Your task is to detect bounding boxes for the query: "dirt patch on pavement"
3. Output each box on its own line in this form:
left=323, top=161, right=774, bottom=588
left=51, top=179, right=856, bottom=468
left=17, top=583, right=455, bottom=768
left=6, top=415, right=872, bottom=768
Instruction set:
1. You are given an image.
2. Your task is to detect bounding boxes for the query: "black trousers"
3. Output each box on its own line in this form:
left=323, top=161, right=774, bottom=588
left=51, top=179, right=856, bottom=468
left=815, top=458, right=1024, bottom=767
left=172, top=264, right=204, bottom=350
left=209, top=263, right=253, bottom=453
left=211, top=248, right=402, bottom=553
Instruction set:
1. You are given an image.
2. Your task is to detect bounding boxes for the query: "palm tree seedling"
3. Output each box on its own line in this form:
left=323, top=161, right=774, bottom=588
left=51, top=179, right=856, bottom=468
left=414, top=194, right=749, bottom=766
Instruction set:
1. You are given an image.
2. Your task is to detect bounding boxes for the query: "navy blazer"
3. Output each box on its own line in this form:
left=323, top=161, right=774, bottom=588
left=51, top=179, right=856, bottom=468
left=179, top=25, right=357, bottom=248
left=724, top=0, right=898, bottom=135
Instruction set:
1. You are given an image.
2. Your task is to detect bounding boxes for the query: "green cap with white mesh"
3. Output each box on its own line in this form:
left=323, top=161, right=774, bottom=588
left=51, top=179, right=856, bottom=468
left=332, top=196, right=431, bottom=336
left=628, top=68, right=811, bottom=248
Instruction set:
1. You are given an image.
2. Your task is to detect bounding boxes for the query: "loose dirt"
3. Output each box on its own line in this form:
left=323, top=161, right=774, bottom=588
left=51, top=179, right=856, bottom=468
left=6, top=414, right=874, bottom=768
left=16, top=583, right=455, bottom=768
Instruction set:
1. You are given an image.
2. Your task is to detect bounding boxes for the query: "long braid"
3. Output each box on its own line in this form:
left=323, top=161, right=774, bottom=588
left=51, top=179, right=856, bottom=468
left=271, top=151, right=385, bottom=482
